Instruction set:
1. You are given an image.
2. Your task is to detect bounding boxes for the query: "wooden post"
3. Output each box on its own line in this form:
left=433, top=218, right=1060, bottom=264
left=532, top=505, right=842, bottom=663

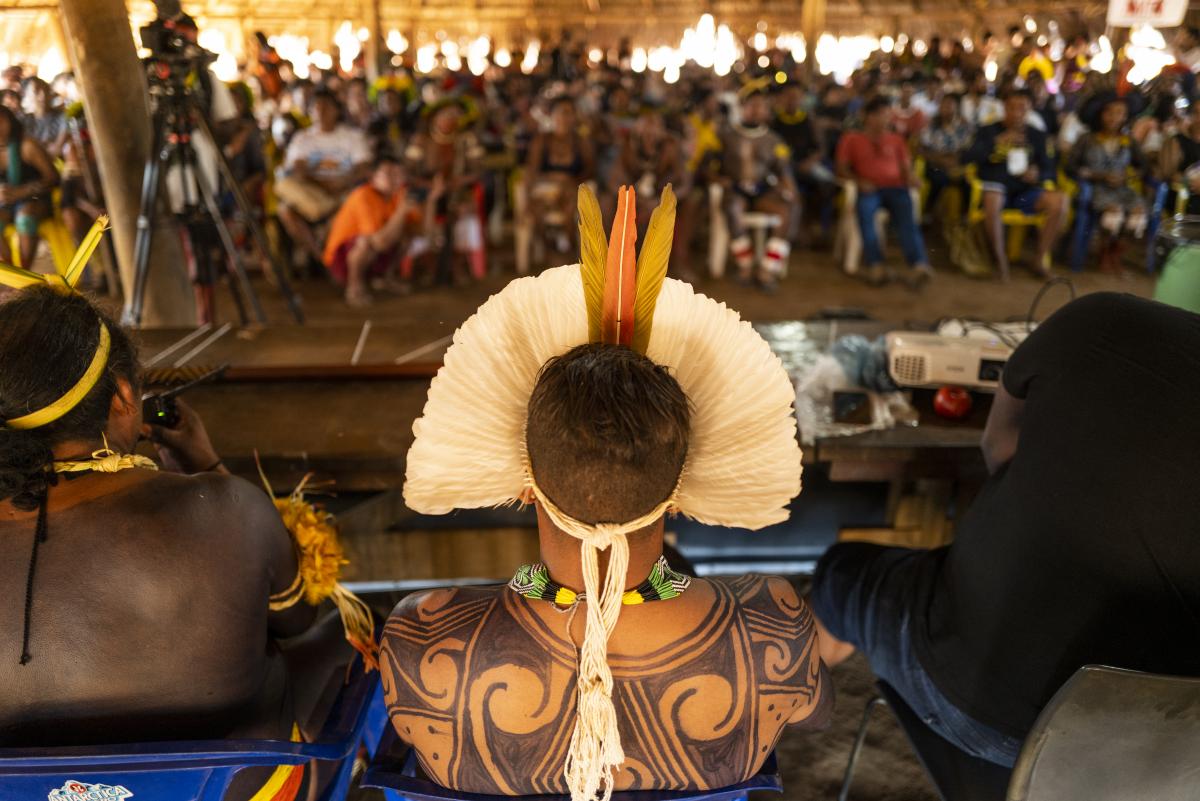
left=58, top=0, right=196, bottom=327
left=364, top=0, right=384, bottom=80
left=800, top=0, right=827, bottom=78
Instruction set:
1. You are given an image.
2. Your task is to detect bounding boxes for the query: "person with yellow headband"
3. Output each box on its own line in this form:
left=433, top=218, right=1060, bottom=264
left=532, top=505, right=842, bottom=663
left=381, top=185, right=831, bottom=800
left=0, top=229, right=360, bottom=801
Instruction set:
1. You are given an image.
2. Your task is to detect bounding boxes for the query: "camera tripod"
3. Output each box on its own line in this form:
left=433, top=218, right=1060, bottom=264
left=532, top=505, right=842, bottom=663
left=124, top=70, right=304, bottom=327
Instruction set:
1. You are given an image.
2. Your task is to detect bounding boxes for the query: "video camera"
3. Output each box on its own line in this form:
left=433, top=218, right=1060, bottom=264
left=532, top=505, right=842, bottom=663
left=139, top=14, right=217, bottom=93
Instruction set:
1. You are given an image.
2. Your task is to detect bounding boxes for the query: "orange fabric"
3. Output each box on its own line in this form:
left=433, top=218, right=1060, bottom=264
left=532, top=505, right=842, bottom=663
left=322, top=184, right=404, bottom=266
left=246, top=724, right=306, bottom=801
left=265, top=764, right=304, bottom=801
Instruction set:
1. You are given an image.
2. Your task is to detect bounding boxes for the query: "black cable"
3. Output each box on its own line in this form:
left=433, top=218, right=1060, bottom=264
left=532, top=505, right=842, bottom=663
left=19, top=485, right=50, bottom=665
left=1027, top=277, right=1077, bottom=330
left=936, top=317, right=1023, bottom=349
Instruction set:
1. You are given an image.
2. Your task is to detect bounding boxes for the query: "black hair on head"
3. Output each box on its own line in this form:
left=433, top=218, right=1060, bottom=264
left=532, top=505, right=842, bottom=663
left=526, top=344, right=690, bottom=526
left=0, top=105, right=25, bottom=141
left=864, top=95, right=892, bottom=116
left=0, top=287, right=138, bottom=511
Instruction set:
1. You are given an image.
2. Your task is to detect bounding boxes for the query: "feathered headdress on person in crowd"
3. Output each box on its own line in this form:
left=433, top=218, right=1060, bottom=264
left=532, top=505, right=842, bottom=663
left=404, top=184, right=803, bottom=801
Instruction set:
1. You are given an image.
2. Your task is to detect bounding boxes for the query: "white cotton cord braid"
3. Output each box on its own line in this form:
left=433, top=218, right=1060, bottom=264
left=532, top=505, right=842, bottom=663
left=566, top=529, right=627, bottom=801
left=525, top=466, right=680, bottom=801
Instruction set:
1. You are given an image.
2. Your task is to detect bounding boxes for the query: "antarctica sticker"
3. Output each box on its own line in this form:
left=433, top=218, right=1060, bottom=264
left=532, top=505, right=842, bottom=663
left=48, top=780, right=134, bottom=800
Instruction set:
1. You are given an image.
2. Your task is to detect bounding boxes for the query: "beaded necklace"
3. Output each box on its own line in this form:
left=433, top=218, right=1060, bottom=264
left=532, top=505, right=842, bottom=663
left=509, top=555, right=690, bottom=608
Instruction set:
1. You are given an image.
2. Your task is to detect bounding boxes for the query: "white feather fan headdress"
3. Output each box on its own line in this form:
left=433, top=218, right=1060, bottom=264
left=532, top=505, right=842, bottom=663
left=403, top=185, right=802, bottom=801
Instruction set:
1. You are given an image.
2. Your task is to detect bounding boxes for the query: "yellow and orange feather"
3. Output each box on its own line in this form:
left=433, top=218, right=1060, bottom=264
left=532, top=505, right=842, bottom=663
left=601, top=186, right=638, bottom=345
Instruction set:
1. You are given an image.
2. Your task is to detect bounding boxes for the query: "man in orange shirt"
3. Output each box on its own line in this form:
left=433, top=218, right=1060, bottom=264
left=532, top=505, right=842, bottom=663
left=323, top=154, right=414, bottom=306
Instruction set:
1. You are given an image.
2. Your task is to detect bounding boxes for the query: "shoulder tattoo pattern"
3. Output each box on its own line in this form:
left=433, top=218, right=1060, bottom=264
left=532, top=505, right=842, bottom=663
left=380, top=576, right=822, bottom=794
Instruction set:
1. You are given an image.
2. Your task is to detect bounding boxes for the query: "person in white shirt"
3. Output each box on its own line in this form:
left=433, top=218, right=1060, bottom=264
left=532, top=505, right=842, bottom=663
left=275, top=88, right=372, bottom=265
left=1173, top=27, right=1200, bottom=74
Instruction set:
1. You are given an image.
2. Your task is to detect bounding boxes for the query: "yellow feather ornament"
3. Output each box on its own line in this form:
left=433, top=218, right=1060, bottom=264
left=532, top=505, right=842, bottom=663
left=577, top=184, right=608, bottom=343
left=258, top=461, right=379, bottom=671
left=63, top=215, right=110, bottom=289
left=630, top=185, right=676, bottom=355
left=0, top=214, right=108, bottom=293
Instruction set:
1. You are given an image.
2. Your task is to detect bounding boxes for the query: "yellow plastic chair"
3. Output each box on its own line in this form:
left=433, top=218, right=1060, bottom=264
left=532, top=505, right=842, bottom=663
left=913, top=156, right=930, bottom=213
left=5, top=217, right=75, bottom=272
left=965, top=163, right=1059, bottom=263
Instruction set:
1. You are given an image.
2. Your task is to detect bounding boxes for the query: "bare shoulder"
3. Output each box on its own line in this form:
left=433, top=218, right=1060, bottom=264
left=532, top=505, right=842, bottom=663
left=133, top=470, right=273, bottom=513
left=710, top=574, right=810, bottom=625
left=711, top=574, right=831, bottom=728
left=379, top=585, right=508, bottom=786
left=381, top=585, right=505, bottom=668
left=124, top=471, right=285, bottom=556
left=387, top=584, right=505, bottom=626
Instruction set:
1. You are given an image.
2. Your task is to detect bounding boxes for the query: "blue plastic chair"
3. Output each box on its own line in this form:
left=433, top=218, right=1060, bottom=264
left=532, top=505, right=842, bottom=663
left=1145, top=180, right=1170, bottom=274
left=1072, top=178, right=1164, bottom=274
left=1068, top=180, right=1096, bottom=273
left=361, top=724, right=783, bottom=801
left=0, top=656, right=385, bottom=801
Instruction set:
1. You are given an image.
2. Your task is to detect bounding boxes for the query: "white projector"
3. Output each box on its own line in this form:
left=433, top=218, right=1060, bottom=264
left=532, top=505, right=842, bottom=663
left=885, top=331, right=1014, bottom=390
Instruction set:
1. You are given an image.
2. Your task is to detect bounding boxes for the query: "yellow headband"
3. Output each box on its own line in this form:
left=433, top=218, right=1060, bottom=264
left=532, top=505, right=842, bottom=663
left=0, top=215, right=114, bottom=431
left=5, top=322, right=111, bottom=430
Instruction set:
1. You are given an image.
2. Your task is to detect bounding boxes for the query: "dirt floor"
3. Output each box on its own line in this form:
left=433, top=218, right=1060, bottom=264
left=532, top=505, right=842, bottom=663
left=216, top=238, right=1155, bottom=333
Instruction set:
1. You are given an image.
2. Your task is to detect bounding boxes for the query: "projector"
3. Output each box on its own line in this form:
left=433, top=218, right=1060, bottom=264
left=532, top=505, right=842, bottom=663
left=885, top=331, right=1014, bottom=390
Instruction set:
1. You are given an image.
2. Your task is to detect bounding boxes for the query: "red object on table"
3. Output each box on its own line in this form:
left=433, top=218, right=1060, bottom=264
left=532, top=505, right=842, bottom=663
left=933, top=386, right=973, bottom=420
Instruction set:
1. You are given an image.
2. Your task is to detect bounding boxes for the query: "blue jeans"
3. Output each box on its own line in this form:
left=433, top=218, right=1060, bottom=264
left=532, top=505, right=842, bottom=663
left=811, top=542, right=1024, bottom=767
left=856, top=187, right=929, bottom=268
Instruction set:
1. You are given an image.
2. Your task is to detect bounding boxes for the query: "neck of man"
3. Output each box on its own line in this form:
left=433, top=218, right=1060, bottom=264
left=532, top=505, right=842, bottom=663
left=50, top=429, right=136, bottom=461
left=535, top=504, right=666, bottom=593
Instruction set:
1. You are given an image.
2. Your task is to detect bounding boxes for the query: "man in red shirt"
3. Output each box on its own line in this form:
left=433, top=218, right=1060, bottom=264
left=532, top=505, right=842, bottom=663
left=837, top=96, right=932, bottom=287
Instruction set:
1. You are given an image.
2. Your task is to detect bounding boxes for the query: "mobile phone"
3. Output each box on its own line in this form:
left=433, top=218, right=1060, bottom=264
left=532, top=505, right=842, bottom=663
left=833, top=390, right=873, bottom=425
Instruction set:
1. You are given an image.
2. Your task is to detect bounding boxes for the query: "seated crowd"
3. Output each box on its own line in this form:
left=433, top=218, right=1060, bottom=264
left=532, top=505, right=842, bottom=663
left=0, top=21, right=1199, bottom=801
left=13, top=24, right=1200, bottom=311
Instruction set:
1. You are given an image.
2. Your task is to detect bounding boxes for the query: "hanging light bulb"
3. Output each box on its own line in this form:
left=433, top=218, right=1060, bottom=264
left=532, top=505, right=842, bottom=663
left=631, top=46, right=648, bottom=73
left=415, top=43, right=437, bottom=73
left=386, top=30, right=409, bottom=54
left=334, top=21, right=361, bottom=72
left=521, top=40, right=540, bottom=73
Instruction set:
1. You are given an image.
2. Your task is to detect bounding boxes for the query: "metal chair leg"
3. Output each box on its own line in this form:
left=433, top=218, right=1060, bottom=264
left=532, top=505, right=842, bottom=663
left=838, top=695, right=888, bottom=801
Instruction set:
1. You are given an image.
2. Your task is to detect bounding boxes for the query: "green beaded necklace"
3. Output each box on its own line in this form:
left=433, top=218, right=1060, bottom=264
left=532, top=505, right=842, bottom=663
left=509, top=555, right=690, bottom=608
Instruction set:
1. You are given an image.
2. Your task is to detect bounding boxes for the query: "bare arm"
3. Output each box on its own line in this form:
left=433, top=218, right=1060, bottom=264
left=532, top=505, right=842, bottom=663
left=981, top=382, right=1025, bottom=474
left=1160, top=136, right=1183, bottom=184
left=21, top=138, right=60, bottom=198
left=524, top=132, right=545, bottom=182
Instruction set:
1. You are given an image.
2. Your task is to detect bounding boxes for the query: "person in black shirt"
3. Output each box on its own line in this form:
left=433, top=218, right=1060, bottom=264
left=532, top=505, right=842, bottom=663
left=772, top=81, right=834, bottom=244
left=1159, top=100, right=1200, bottom=216
left=811, top=292, right=1200, bottom=766
left=772, top=81, right=824, bottom=179
left=963, top=89, right=1065, bottom=281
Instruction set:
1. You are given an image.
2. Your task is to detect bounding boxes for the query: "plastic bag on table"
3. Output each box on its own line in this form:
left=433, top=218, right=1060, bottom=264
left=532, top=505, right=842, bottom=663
left=795, top=349, right=916, bottom=446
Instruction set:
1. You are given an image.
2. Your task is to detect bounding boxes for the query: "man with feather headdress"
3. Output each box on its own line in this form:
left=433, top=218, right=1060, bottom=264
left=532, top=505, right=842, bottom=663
left=380, top=184, right=830, bottom=801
